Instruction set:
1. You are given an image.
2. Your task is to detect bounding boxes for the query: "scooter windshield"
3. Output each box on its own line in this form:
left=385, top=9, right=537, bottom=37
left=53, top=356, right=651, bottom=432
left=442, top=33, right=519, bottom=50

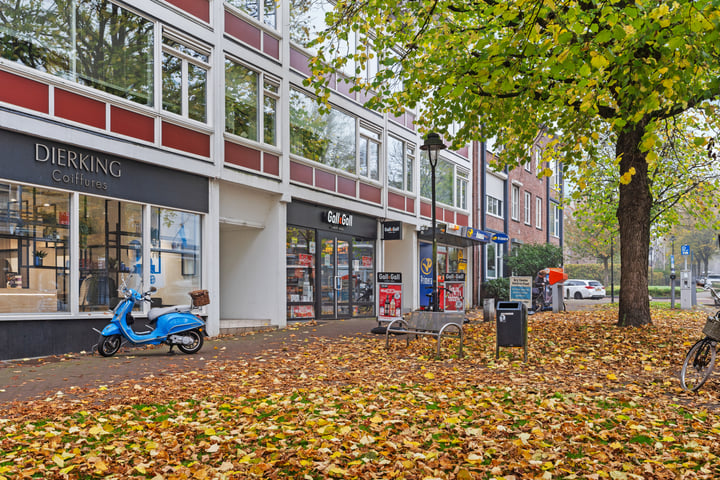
left=123, top=274, right=142, bottom=293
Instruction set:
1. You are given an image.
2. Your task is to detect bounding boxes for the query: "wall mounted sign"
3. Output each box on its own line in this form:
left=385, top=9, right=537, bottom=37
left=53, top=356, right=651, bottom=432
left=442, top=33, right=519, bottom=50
left=492, top=232, right=509, bottom=244
left=382, top=221, right=402, bottom=240
left=463, top=227, right=490, bottom=243
left=323, top=209, right=354, bottom=228
left=377, top=272, right=402, bottom=283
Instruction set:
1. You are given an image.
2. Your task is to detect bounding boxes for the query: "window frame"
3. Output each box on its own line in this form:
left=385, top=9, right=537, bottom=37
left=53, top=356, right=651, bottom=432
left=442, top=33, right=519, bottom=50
left=524, top=191, right=531, bottom=225
left=486, top=195, right=503, bottom=218
left=511, top=184, right=519, bottom=221
left=536, top=197, right=542, bottom=229
left=161, top=31, right=211, bottom=124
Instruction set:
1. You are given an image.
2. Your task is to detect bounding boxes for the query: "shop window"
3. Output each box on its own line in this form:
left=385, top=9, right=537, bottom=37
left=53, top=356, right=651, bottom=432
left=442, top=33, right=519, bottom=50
left=352, top=238, right=375, bottom=316
left=286, top=226, right=316, bottom=319
left=79, top=196, right=143, bottom=312
left=486, top=242, right=503, bottom=279
left=0, top=184, right=70, bottom=313
left=227, top=0, right=277, bottom=29
left=0, top=0, right=154, bottom=106
left=226, top=59, right=279, bottom=146
left=289, top=89, right=356, bottom=173
left=150, top=208, right=202, bottom=307
left=162, top=35, right=210, bottom=123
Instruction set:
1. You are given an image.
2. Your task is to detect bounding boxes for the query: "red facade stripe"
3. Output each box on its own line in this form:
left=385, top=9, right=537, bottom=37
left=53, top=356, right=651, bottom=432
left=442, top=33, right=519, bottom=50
left=456, top=213, right=469, bottom=227
left=263, top=33, right=280, bottom=59
left=405, top=197, right=415, bottom=213
left=388, top=191, right=405, bottom=210
left=290, top=48, right=311, bottom=76
left=110, top=106, right=154, bottom=143
left=0, top=71, right=49, bottom=113
left=337, top=176, right=356, bottom=197
left=164, top=0, right=209, bottom=22
left=263, top=153, right=280, bottom=176
left=55, top=89, right=106, bottom=129
left=359, top=183, right=381, bottom=204
left=225, top=11, right=261, bottom=50
left=290, top=161, right=313, bottom=185
left=315, top=169, right=336, bottom=191
left=225, top=140, right=260, bottom=170
left=162, top=121, right=210, bottom=157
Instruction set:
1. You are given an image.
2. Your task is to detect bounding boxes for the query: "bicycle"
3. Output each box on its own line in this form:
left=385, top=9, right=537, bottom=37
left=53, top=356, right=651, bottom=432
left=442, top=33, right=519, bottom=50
left=680, top=312, right=720, bottom=392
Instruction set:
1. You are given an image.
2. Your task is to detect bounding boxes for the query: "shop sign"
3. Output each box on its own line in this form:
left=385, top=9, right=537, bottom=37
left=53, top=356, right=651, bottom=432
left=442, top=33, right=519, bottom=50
left=377, top=272, right=402, bottom=283
left=419, top=243, right=433, bottom=309
left=323, top=209, right=353, bottom=228
left=445, top=272, right=465, bottom=282
left=463, top=227, right=490, bottom=242
left=382, top=221, right=402, bottom=240
left=492, top=232, right=509, bottom=244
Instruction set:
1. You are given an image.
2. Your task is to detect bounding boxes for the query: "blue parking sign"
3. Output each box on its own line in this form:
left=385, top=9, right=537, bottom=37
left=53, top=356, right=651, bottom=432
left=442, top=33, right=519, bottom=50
left=681, top=244, right=690, bottom=256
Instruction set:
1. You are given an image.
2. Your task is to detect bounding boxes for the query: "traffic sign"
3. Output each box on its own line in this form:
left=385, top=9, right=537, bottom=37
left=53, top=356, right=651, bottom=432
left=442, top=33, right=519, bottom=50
left=681, top=244, right=690, bottom=256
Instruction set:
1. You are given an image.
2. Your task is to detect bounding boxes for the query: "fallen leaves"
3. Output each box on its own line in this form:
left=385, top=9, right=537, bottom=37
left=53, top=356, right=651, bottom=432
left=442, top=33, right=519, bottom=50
left=2, top=307, right=720, bottom=479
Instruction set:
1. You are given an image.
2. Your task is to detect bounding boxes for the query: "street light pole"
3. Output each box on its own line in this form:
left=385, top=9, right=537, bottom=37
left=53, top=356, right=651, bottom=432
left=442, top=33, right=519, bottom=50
left=421, top=133, right=447, bottom=312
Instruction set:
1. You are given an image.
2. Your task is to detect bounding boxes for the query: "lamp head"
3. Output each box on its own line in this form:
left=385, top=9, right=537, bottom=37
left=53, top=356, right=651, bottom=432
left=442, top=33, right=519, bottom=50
left=420, top=132, right=446, bottom=167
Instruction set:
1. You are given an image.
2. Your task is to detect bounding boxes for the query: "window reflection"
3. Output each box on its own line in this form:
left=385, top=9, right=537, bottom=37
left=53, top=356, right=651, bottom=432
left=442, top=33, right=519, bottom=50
left=151, top=208, right=201, bottom=307
left=0, top=183, right=70, bottom=313
left=79, top=196, right=142, bottom=311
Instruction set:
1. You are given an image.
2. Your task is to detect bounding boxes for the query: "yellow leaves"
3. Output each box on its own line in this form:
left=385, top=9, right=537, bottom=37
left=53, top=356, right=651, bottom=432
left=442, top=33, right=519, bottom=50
left=424, top=372, right=435, bottom=379
left=590, top=53, right=609, bottom=70
left=619, top=167, right=636, bottom=184
left=606, top=373, right=618, bottom=381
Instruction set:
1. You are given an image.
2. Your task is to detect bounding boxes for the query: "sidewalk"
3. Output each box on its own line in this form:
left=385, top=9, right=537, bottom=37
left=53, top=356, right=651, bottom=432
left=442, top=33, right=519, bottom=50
left=0, top=317, right=377, bottom=405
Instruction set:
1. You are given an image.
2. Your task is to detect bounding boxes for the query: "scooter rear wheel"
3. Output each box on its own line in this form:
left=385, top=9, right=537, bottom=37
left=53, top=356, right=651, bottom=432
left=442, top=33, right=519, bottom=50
left=177, top=329, right=204, bottom=354
left=98, top=334, right=122, bottom=357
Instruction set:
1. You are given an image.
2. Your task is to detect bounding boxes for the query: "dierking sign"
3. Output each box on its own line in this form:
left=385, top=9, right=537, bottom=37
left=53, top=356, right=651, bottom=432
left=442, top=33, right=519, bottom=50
left=323, top=210, right=354, bottom=227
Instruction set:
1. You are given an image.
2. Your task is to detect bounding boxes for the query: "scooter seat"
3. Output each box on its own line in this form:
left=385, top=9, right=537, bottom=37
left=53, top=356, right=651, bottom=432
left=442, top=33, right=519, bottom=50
left=148, top=305, right=192, bottom=322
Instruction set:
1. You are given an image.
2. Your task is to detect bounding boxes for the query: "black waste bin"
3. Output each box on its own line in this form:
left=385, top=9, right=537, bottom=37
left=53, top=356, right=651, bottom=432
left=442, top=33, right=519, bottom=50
left=496, top=301, right=528, bottom=361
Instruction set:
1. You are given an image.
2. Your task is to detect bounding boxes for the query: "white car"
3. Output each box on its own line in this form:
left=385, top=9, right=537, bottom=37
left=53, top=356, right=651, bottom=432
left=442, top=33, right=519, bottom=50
left=706, top=274, right=720, bottom=287
left=564, top=279, right=606, bottom=299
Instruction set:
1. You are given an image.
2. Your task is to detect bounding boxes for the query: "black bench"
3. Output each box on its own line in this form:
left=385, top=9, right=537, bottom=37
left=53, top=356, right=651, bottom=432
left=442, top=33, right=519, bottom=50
left=385, top=311, right=464, bottom=359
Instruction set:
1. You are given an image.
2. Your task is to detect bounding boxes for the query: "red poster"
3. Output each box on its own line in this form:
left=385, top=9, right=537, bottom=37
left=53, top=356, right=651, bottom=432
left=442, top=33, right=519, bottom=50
left=378, top=283, right=402, bottom=321
left=291, top=305, right=314, bottom=318
left=444, top=282, right=464, bottom=312
left=362, top=256, right=372, bottom=267
left=298, top=254, right=313, bottom=266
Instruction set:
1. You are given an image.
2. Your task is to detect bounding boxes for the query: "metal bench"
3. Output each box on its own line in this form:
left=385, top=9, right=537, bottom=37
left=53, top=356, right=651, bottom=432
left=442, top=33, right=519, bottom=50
left=385, top=311, right=464, bottom=359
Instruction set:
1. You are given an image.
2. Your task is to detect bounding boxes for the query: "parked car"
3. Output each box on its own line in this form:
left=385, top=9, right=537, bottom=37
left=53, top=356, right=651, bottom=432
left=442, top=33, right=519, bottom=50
left=706, top=274, right=720, bottom=287
left=564, top=279, right=606, bottom=299
left=697, top=276, right=707, bottom=287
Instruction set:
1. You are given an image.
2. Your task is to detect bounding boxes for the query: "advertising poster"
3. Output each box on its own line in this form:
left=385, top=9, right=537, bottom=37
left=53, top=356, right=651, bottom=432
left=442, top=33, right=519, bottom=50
left=510, top=276, right=533, bottom=309
left=444, top=273, right=465, bottom=312
left=419, top=243, right=433, bottom=309
left=377, top=272, right=402, bottom=322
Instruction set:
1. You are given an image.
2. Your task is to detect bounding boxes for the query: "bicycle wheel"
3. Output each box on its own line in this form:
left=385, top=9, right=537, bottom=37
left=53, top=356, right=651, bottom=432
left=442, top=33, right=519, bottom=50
left=680, top=338, right=716, bottom=392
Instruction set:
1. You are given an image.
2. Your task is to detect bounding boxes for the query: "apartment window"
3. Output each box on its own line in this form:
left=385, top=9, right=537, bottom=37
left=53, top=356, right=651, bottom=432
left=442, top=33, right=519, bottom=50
left=387, top=136, right=414, bottom=193
left=486, top=196, right=503, bottom=218
left=551, top=159, right=562, bottom=193
left=359, top=127, right=380, bottom=181
left=227, top=0, right=277, bottom=29
left=456, top=170, right=469, bottom=210
left=550, top=203, right=561, bottom=237
left=511, top=185, right=520, bottom=221
left=524, top=191, right=531, bottom=225
left=536, top=197, right=542, bottom=229
left=289, top=89, right=356, bottom=173
left=162, top=35, right=209, bottom=123
left=0, top=1, right=154, bottom=106
left=225, top=59, right=279, bottom=146
left=420, top=154, right=454, bottom=205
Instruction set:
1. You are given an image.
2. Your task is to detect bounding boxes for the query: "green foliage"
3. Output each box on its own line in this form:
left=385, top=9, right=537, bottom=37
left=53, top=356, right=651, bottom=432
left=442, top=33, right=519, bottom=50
left=481, top=278, right=509, bottom=301
left=506, top=243, right=563, bottom=276
left=564, top=263, right=621, bottom=284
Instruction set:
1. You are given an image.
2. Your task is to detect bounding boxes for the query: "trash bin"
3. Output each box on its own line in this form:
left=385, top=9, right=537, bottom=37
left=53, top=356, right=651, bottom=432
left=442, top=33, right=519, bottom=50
left=496, top=301, right=528, bottom=361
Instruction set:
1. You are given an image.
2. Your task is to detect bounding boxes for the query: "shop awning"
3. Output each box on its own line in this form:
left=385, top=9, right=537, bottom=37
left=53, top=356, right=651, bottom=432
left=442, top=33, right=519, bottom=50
left=418, top=226, right=490, bottom=248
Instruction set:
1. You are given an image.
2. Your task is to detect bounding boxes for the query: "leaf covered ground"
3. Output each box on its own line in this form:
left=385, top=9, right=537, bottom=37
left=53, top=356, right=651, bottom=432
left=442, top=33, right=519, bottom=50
left=2, top=307, right=720, bottom=479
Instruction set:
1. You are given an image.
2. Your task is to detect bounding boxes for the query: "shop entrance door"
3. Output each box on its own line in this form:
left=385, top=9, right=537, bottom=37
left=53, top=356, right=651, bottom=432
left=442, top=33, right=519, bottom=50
left=319, top=234, right=351, bottom=318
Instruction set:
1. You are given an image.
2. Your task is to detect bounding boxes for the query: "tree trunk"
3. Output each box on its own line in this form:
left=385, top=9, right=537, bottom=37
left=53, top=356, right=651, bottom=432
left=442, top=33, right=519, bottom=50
left=616, top=123, right=652, bottom=327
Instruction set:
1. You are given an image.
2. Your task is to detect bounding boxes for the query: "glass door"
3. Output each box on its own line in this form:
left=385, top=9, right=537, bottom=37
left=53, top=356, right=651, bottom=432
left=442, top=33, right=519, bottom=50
left=319, top=234, right=350, bottom=318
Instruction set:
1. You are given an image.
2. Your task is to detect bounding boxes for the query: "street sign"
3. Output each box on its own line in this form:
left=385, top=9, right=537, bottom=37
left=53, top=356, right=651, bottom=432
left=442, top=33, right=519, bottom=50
left=681, top=244, right=690, bottom=256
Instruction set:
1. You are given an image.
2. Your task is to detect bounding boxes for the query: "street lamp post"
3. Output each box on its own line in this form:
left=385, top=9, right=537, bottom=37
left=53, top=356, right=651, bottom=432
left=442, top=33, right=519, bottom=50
left=421, top=133, right=447, bottom=312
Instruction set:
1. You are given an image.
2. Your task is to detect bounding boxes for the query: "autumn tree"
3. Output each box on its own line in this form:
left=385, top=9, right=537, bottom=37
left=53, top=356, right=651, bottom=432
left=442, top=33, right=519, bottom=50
left=307, top=0, right=720, bottom=326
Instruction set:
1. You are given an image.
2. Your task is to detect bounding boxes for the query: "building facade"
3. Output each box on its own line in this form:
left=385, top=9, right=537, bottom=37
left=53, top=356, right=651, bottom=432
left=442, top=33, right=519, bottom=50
left=0, top=0, right=487, bottom=360
left=472, top=137, right=564, bottom=305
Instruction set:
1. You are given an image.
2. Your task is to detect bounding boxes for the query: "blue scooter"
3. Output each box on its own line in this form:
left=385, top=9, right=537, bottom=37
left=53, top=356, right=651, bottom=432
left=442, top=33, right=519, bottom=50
left=96, top=278, right=207, bottom=357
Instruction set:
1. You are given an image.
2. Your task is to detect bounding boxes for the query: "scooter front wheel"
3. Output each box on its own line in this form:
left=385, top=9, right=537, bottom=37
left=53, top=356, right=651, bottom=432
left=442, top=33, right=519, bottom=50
left=98, top=334, right=122, bottom=357
left=177, top=329, right=204, bottom=354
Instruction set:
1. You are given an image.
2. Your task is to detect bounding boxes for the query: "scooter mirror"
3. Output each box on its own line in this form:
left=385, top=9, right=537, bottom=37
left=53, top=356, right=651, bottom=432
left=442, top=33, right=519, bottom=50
left=150, top=286, right=158, bottom=293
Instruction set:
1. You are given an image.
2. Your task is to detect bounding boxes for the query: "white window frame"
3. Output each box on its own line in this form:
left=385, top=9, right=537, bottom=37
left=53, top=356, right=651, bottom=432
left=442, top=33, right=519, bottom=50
left=359, top=125, right=381, bottom=181
left=456, top=169, right=469, bottom=210
left=486, top=195, right=503, bottom=218
left=485, top=242, right=503, bottom=279
left=511, top=185, right=519, bottom=221
left=536, top=197, right=542, bottom=229
left=524, top=191, right=531, bottom=225
left=161, top=30, right=211, bottom=123
left=551, top=203, right=561, bottom=237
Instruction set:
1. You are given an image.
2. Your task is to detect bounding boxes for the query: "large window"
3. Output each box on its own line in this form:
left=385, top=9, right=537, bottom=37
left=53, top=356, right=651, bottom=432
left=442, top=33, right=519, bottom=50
left=0, top=0, right=154, bottom=105
left=286, top=226, right=316, bottom=319
left=524, top=191, right=531, bottom=225
left=420, top=154, right=454, bottom=206
left=162, top=35, right=209, bottom=123
left=486, top=196, right=503, bottom=218
left=150, top=208, right=202, bottom=307
left=456, top=170, right=468, bottom=210
left=289, top=89, right=356, bottom=172
left=486, top=242, right=503, bottom=279
left=227, top=0, right=277, bottom=29
left=0, top=184, right=70, bottom=313
left=511, top=185, right=519, bottom=221
left=79, top=196, right=143, bottom=312
left=388, top=136, right=414, bottom=192
left=225, top=59, right=279, bottom=146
